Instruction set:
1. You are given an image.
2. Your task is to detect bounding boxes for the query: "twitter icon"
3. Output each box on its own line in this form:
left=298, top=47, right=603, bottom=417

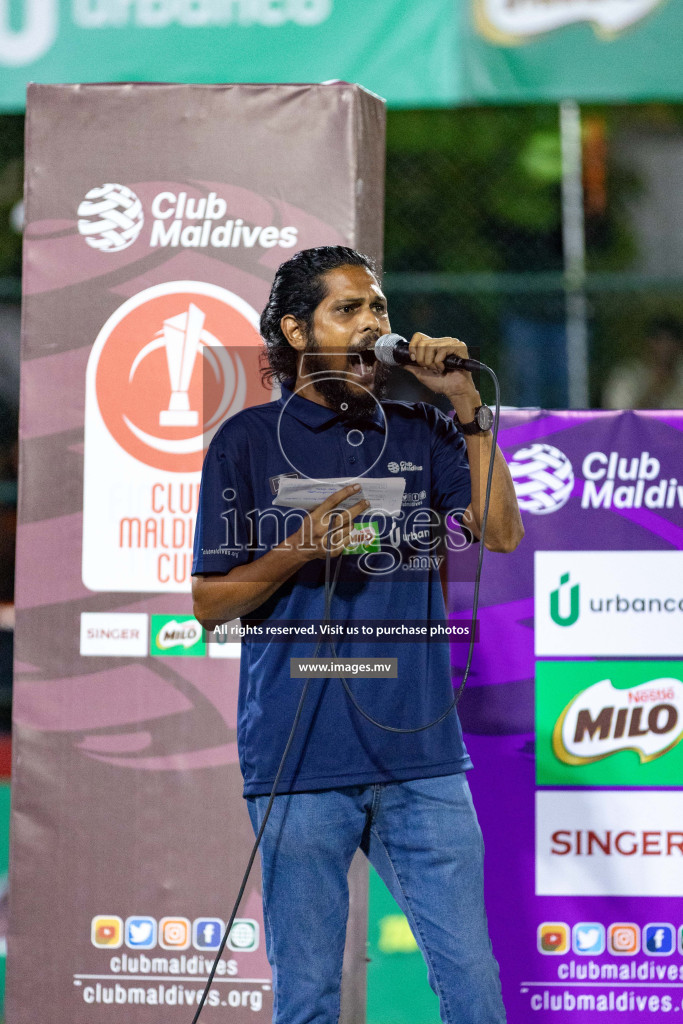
left=572, top=923, right=605, bottom=955
left=125, top=917, right=157, bottom=950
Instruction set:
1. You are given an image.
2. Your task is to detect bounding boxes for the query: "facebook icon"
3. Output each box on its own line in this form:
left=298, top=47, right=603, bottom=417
left=644, top=924, right=674, bottom=955
left=193, top=918, right=225, bottom=951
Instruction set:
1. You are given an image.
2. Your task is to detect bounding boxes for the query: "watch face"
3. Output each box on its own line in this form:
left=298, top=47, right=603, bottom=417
left=476, top=405, right=494, bottom=431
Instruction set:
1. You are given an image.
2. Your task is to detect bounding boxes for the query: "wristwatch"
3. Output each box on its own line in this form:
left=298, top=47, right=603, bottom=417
left=455, top=404, right=494, bottom=435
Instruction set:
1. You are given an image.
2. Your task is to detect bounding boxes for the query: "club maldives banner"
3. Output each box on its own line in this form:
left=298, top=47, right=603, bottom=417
left=8, top=82, right=384, bottom=1023
left=451, top=409, right=683, bottom=1023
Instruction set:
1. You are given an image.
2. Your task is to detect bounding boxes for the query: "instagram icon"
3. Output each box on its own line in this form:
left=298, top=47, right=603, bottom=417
left=160, top=917, right=191, bottom=950
left=608, top=924, right=640, bottom=955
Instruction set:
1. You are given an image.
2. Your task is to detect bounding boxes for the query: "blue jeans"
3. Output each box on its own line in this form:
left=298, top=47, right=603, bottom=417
left=246, top=773, right=506, bottom=1024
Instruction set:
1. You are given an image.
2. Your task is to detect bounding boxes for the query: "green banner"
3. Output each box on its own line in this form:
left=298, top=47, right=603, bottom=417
left=460, top=0, right=683, bottom=103
left=0, top=0, right=459, bottom=112
left=3, top=3, right=682, bottom=119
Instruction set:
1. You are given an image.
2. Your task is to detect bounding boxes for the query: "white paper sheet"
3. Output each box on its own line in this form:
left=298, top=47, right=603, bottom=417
left=273, top=476, right=406, bottom=516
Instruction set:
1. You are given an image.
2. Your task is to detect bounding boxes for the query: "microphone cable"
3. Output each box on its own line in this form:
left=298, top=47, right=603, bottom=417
left=190, top=536, right=344, bottom=1024
left=328, top=360, right=500, bottom=733
left=191, top=360, right=500, bottom=1021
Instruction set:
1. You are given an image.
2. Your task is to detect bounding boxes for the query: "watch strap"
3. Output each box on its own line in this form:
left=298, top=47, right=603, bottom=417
left=455, top=405, right=493, bottom=435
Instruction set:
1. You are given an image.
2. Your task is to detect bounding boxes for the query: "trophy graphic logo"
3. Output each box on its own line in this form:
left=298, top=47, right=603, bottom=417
left=158, top=304, right=204, bottom=427
left=127, top=302, right=222, bottom=432
left=88, top=281, right=268, bottom=473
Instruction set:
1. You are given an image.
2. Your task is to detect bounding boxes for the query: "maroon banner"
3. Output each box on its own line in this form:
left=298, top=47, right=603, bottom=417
left=9, top=83, right=385, bottom=1023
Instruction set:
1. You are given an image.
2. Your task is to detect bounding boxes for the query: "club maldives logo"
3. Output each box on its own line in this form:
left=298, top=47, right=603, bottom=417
left=75, top=184, right=299, bottom=254
left=509, top=443, right=574, bottom=515
left=77, top=184, right=144, bottom=252
left=553, top=676, right=683, bottom=767
left=87, top=281, right=264, bottom=474
left=474, top=0, right=665, bottom=45
left=580, top=449, right=683, bottom=510
left=509, top=445, right=682, bottom=514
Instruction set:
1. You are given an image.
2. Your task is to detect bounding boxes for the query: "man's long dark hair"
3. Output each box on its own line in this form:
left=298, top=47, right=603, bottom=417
left=259, top=246, right=378, bottom=385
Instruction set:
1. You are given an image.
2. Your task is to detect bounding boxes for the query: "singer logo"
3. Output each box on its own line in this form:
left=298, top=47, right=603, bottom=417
left=474, top=0, right=665, bottom=44
left=535, top=790, right=683, bottom=896
left=88, top=281, right=264, bottom=473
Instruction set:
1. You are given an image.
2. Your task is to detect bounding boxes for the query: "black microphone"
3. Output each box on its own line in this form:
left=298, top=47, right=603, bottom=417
left=374, top=333, right=480, bottom=373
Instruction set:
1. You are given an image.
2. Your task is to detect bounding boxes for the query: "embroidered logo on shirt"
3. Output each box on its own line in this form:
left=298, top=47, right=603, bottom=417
left=269, top=471, right=301, bottom=495
left=401, top=489, right=428, bottom=507
left=388, top=460, right=422, bottom=473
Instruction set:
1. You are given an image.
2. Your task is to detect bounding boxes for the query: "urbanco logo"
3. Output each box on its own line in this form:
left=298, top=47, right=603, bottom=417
left=508, top=443, right=574, bottom=514
left=0, top=0, right=57, bottom=65
left=474, top=0, right=666, bottom=45
left=88, top=281, right=264, bottom=474
left=535, top=551, right=683, bottom=657
left=1, top=0, right=334, bottom=67
left=77, top=184, right=144, bottom=252
left=550, top=572, right=579, bottom=627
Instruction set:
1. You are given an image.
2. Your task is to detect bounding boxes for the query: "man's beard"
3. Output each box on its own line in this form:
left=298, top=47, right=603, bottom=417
left=301, top=333, right=391, bottom=419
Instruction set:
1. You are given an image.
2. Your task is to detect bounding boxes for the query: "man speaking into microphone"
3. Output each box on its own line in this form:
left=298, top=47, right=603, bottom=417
left=192, top=246, right=523, bottom=1024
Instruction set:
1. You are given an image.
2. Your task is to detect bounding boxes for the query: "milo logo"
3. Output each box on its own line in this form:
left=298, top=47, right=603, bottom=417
left=553, top=677, right=683, bottom=766
left=150, top=615, right=205, bottom=656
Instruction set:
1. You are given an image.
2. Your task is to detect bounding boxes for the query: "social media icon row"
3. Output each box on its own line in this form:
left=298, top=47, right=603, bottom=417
left=91, top=916, right=259, bottom=952
left=539, top=923, right=680, bottom=956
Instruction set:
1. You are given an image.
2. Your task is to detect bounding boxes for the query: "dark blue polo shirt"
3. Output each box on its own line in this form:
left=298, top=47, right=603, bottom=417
left=192, top=384, right=473, bottom=796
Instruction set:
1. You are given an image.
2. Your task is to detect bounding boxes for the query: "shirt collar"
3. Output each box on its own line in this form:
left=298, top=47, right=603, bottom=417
left=278, top=382, right=385, bottom=432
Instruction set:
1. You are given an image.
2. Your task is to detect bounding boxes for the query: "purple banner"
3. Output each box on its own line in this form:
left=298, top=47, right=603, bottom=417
left=449, top=409, right=683, bottom=1022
